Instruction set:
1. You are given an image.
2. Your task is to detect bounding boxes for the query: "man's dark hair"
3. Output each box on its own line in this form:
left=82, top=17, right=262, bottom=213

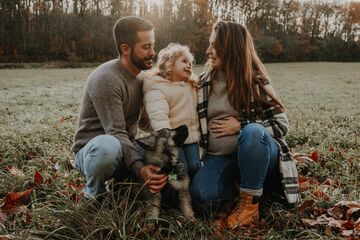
left=113, top=16, right=154, bottom=56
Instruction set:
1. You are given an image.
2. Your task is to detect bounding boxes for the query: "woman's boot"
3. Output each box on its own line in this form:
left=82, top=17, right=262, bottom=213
left=225, top=191, right=260, bottom=229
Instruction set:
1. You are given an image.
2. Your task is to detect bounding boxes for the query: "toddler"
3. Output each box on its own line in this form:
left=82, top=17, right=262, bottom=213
left=143, top=43, right=202, bottom=177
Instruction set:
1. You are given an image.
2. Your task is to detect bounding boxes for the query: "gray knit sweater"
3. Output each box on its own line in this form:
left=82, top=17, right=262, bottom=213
left=71, top=59, right=144, bottom=174
left=207, top=71, right=242, bottom=155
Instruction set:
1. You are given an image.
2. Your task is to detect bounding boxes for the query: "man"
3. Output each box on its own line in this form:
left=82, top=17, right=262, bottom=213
left=71, top=16, right=167, bottom=199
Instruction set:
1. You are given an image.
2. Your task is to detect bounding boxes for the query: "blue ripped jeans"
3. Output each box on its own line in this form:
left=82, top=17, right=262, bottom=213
left=74, top=135, right=130, bottom=198
left=75, top=135, right=201, bottom=199
left=191, top=123, right=283, bottom=207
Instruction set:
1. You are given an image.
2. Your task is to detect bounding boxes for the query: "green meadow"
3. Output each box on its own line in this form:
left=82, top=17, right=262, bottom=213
left=0, top=62, right=359, bottom=239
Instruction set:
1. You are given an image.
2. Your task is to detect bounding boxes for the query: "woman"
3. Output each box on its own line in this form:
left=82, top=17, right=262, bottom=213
left=190, top=20, right=300, bottom=229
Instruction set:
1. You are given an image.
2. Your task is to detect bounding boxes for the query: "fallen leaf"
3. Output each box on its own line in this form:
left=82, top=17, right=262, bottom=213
left=70, top=192, right=84, bottom=203
left=63, top=181, right=85, bottom=202
left=328, top=206, right=345, bottom=220
left=327, top=216, right=343, bottom=229
left=298, top=199, right=316, bottom=214
left=311, top=187, right=330, bottom=200
left=310, top=150, right=319, bottom=162
left=34, top=171, right=43, bottom=184
left=302, top=216, right=326, bottom=226
left=334, top=201, right=360, bottom=220
left=328, top=145, right=336, bottom=152
left=293, top=153, right=315, bottom=165
left=65, top=181, right=84, bottom=192
left=343, top=220, right=354, bottom=230
left=298, top=175, right=320, bottom=192
left=0, top=188, right=33, bottom=209
left=341, top=230, right=354, bottom=236
left=298, top=175, right=310, bottom=192
left=355, top=218, right=360, bottom=230
left=336, top=201, right=360, bottom=209
left=347, top=207, right=360, bottom=220
left=314, top=207, right=327, bottom=216
left=299, top=181, right=311, bottom=192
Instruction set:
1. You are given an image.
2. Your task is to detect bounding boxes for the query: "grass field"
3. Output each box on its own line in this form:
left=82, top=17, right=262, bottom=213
left=0, top=62, right=359, bottom=239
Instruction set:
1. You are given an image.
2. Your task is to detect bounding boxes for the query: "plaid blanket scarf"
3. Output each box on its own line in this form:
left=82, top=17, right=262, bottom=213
left=196, top=71, right=300, bottom=204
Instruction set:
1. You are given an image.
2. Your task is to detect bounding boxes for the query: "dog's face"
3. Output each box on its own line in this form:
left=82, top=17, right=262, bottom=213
left=136, top=125, right=189, bottom=167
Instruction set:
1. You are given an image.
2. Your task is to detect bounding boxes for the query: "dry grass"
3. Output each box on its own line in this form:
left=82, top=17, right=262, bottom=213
left=0, top=62, right=359, bottom=239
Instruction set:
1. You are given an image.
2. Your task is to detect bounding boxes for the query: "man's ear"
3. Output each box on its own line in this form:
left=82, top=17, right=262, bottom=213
left=171, top=124, right=189, bottom=147
left=136, top=134, right=157, bottom=151
left=120, top=43, right=131, bottom=56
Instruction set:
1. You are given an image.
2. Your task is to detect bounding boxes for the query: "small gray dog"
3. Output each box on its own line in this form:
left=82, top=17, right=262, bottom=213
left=136, top=125, right=196, bottom=224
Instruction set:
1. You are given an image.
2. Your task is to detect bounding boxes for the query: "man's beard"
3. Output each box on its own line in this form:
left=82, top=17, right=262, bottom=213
left=130, top=52, right=153, bottom=70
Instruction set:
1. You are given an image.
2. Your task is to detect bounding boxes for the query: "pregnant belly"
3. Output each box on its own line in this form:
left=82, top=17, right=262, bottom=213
left=207, top=133, right=238, bottom=156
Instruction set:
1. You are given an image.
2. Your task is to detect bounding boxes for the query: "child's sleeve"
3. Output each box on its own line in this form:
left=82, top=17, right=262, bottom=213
left=144, top=89, right=171, bottom=131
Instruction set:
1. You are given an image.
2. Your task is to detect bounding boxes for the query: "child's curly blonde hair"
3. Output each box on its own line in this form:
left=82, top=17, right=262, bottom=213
left=153, top=43, right=198, bottom=87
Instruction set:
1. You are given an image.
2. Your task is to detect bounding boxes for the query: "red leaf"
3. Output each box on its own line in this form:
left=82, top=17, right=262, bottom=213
left=311, top=150, right=319, bottom=162
left=299, top=181, right=311, bottom=192
left=298, top=175, right=320, bottom=193
left=328, top=145, right=336, bottom=152
left=299, top=174, right=308, bottom=183
left=342, top=220, right=354, bottom=230
left=314, top=207, right=327, bottom=216
left=298, top=199, right=316, bottom=214
left=1, top=188, right=33, bottom=209
left=34, top=171, right=43, bottom=184
left=70, top=192, right=84, bottom=203
left=311, top=188, right=330, bottom=200
left=65, top=181, right=84, bottom=192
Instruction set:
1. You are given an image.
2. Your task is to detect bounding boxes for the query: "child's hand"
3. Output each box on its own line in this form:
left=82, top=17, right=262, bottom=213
left=209, top=116, right=240, bottom=138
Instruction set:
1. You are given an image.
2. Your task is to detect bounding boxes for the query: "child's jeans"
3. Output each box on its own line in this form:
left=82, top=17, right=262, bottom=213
left=179, top=142, right=202, bottom=177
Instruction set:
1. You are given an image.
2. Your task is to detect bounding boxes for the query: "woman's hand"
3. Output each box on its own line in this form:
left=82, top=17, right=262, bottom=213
left=209, top=116, right=240, bottom=138
left=139, top=165, right=168, bottom=194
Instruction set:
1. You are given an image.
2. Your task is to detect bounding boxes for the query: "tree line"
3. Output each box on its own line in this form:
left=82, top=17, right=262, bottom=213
left=0, top=0, right=359, bottom=63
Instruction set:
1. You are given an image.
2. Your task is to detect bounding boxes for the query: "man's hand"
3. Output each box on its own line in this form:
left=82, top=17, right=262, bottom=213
left=139, top=165, right=168, bottom=194
left=209, top=116, right=240, bottom=138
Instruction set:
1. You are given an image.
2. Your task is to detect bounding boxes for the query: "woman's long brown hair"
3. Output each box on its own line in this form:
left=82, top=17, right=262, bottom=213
left=207, top=21, right=283, bottom=115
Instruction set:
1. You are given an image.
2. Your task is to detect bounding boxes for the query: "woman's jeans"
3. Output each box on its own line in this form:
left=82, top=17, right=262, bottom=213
left=191, top=123, right=283, bottom=207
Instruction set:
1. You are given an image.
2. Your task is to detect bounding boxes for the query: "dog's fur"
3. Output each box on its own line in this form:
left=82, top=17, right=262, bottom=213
left=136, top=125, right=196, bottom=224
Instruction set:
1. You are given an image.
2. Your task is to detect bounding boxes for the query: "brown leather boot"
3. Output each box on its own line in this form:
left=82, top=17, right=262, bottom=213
left=225, top=191, right=260, bottom=229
